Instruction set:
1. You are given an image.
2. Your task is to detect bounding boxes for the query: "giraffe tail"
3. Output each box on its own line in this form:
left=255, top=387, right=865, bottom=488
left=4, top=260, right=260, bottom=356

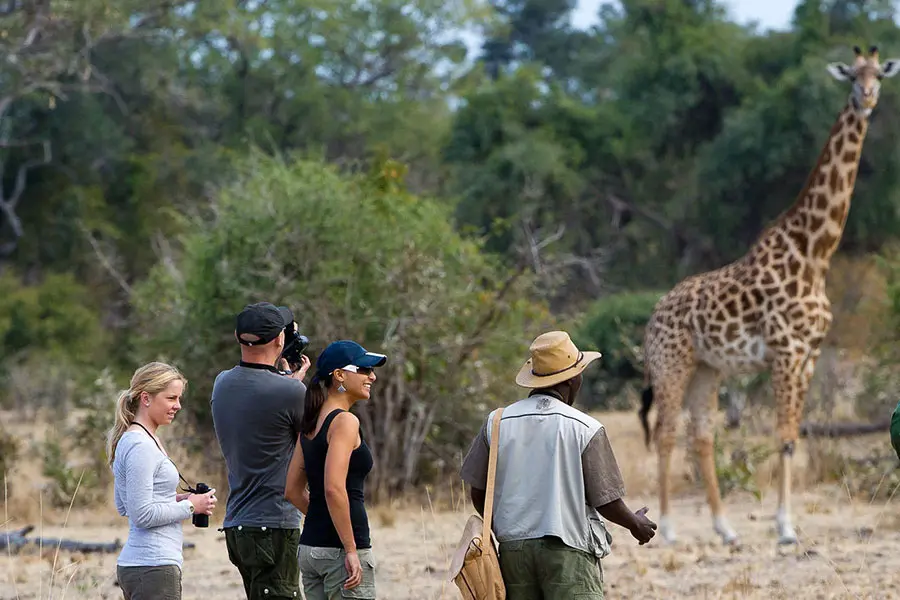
left=638, top=385, right=654, bottom=449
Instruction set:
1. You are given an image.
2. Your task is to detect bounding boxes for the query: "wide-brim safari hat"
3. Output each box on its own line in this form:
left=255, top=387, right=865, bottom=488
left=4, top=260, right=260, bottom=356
left=515, top=331, right=602, bottom=388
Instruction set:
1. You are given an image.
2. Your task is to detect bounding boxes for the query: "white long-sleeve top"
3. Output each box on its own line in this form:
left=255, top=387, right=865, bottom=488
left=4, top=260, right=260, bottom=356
left=113, top=431, right=194, bottom=568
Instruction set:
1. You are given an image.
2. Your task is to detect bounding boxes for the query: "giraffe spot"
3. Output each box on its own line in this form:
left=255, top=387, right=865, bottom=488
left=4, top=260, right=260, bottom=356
left=821, top=147, right=832, bottom=164
left=761, top=271, right=776, bottom=286
left=829, top=204, right=846, bottom=224
left=740, top=291, right=754, bottom=311
left=815, top=193, right=829, bottom=210
left=817, top=171, right=827, bottom=186
left=787, top=229, right=808, bottom=252
left=813, top=232, right=839, bottom=258
left=809, top=215, right=825, bottom=232
left=833, top=136, right=844, bottom=155
left=847, top=167, right=857, bottom=188
left=785, top=280, right=799, bottom=297
left=800, top=283, right=811, bottom=296
left=714, top=311, right=726, bottom=322
left=829, top=166, right=839, bottom=194
left=843, top=151, right=858, bottom=164
left=773, top=295, right=788, bottom=307
left=847, top=113, right=856, bottom=126
left=787, top=258, right=801, bottom=277
left=848, top=131, right=860, bottom=144
left=697, top=314, right=707, bottom=330
left=724, top=300, right=738, bottom=317
left=743, top=313, right=757, bottom=325
left=857, top=120, right=865, bottom=134
left=751, top=288, right=765, bottom=306
left=724, top=322, right=740, bottom=341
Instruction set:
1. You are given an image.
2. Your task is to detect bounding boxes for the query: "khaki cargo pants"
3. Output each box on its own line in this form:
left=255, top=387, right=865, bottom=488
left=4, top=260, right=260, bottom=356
left=224, top=526, right=302, bottom=599
left=498, top=536, right=605, bottom=600
left=298, top=545, right=377, bottom=599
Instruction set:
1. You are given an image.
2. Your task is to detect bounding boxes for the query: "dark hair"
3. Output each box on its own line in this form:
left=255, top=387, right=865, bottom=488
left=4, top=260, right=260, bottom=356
left=300, top=374, right=332, bottom=435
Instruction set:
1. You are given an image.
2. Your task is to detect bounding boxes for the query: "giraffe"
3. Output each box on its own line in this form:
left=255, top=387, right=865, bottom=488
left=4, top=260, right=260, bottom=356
left=638, top=45, right=900, bottom=546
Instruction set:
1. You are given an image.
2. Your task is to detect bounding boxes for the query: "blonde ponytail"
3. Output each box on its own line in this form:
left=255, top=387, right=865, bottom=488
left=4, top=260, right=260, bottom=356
left=107, top=388, right=140, bottom=466
left=106, top=362, right=188, bottom=467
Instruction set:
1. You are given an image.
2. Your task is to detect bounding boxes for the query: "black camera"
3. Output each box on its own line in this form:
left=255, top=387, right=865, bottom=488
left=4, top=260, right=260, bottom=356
left=281, top=320, right=310, bottom=370
left=192, top=482, right=210, bottom=528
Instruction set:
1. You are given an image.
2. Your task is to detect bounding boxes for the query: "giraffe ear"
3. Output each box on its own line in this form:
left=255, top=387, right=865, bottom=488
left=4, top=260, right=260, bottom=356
left=826, top=62, right=854, bottom=81
left=880, top=59, right=900, bottom=78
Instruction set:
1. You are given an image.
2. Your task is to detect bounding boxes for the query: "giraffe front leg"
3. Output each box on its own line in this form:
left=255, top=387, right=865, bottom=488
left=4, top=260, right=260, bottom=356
left=772, top=350, right=817, bottom=545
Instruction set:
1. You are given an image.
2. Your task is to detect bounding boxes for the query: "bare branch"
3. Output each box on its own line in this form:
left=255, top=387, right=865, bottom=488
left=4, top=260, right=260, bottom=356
left=78, top=221, right=134, bottom=298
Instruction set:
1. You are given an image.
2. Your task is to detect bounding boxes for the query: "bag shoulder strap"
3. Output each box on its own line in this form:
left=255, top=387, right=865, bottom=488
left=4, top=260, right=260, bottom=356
left=482, top=407, right=504, bottom=545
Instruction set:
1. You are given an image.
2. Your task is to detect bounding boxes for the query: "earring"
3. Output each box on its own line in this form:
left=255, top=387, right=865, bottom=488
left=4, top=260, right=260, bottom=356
left=337, top=383, right=346, bottom=394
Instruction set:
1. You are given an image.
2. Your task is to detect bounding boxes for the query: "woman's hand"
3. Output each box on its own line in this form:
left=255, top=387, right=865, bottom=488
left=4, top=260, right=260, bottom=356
left=188, top=488, right=217, bottom=515
left=343, top=550, right=362, bottom=589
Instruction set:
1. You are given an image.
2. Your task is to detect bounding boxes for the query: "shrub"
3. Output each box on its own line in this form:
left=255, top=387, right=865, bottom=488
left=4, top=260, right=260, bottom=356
left=130, top=151, right=551, bottom=494
left=573, top=290, right=664, bottom=410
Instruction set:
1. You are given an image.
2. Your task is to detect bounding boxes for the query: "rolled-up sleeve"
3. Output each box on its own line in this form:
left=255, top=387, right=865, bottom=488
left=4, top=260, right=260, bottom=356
left=582, top=427, right=626, bottom=507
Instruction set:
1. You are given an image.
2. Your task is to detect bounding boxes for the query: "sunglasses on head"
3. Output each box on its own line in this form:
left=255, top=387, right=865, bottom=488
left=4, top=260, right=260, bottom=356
left=341, top=365, right=375, bottom=376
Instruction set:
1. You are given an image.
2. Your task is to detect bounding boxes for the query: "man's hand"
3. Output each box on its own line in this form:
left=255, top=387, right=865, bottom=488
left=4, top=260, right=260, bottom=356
left=629, top=506, right=657, bottom=545
left=289, top=354, right=311, bottom=381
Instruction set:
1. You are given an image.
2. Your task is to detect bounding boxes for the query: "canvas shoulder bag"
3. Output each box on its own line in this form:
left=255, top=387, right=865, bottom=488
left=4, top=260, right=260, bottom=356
left=449, top=407, right=506, bottom=600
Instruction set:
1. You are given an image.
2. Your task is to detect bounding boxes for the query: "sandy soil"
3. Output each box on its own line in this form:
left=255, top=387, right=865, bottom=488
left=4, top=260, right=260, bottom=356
left=2, top=410, right=899, bottom=599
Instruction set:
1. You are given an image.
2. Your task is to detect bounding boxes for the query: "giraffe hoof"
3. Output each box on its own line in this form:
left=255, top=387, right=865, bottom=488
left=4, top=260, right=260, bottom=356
left=777, top=525, right=798, bottom=545
left=659, top=516, right=677, bottom=545
left=713, top=517, right=738, bottom=546
left=777, top=533, right=799, bottom=546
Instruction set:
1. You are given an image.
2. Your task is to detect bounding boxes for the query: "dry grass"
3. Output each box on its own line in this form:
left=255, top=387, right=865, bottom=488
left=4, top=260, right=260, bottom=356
left=3, top=404, right=900, bottom=599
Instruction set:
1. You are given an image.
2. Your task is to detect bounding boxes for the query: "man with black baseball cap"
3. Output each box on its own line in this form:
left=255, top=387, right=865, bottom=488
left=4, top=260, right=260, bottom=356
left=211, top=301, right=311, bottom=600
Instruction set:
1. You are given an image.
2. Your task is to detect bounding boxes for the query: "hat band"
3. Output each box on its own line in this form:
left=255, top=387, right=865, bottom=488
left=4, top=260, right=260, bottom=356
left=531, top=351, right=584, bottom=377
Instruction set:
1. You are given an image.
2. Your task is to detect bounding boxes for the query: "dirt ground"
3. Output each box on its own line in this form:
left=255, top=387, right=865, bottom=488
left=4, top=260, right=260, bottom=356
left=3, top=410, right=899, bottom=599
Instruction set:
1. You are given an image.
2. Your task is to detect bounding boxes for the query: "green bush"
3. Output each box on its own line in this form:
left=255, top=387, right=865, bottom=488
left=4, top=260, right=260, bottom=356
left=130, top=150, right=551, bottom=494
left=573, top=290, right=664, bottom=410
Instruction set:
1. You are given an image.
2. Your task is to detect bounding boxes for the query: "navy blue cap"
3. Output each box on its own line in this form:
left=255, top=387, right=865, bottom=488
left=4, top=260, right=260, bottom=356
left=312, top=340, right=387, bottom=383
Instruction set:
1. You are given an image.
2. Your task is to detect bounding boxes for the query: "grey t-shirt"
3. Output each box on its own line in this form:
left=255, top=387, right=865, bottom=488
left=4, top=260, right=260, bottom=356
left=211, top=362, right=306, bottom=528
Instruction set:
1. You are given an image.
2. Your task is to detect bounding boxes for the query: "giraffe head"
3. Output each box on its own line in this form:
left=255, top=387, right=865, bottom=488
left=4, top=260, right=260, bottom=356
left=826, top=45, right=900, bottom=117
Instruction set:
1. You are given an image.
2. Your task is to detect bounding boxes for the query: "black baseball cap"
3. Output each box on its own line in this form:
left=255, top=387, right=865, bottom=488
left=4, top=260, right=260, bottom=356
left=312, top=340, right=387, bottom=383
left=235, top=302, right=294, bottom=346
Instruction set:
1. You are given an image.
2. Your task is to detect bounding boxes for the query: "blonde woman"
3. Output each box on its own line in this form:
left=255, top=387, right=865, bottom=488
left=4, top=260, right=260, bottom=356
left=107, top=362, right=217, bottom=600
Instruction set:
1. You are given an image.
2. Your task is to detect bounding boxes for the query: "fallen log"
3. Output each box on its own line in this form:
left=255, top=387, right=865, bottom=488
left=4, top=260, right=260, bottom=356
left=1, top=526, right=195, bottom=555
left=0, top=525, right=34, bottom=552
left=799, top=419, right=891, bottom=438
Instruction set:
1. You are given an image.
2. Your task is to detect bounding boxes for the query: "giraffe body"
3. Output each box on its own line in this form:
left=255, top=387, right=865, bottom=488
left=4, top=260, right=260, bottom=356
left=639, top=47, right=900, bottom=546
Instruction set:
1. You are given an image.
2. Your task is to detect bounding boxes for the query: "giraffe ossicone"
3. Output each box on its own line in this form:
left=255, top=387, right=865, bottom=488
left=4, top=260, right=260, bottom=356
left=639, top=45, right=900, bottom=546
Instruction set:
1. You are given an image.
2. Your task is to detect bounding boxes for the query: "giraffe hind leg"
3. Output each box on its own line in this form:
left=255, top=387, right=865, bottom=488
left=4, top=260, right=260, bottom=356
left=686, top=364, right=738, bottom=545
left=653, top=365, right=695, bottom=545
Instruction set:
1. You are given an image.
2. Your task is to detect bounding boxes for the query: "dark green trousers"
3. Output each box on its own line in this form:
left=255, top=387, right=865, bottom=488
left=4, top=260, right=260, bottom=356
left=224, top=526, right=301, bottom=599
left=498, top=536, right=605, bottom=600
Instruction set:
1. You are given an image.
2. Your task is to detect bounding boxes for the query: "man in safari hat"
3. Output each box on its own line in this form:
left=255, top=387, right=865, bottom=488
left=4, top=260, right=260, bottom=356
left=459, top=331, right=657, bottom=599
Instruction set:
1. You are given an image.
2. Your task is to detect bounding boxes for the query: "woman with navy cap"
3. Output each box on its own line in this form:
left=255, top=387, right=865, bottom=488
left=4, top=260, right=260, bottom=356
left=284, top=340, right=386, bottom=600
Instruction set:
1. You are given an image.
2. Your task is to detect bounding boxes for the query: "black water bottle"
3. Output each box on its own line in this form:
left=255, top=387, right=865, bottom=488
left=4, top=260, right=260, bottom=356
left=192, top=483, right=210, bottom=528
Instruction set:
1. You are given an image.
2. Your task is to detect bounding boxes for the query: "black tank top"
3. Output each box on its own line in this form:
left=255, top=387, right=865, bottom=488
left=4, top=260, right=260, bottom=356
left=299, top=408, right=374, bottom=549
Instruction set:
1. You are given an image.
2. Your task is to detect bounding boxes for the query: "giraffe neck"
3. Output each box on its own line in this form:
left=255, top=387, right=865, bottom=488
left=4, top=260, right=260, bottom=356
left=757, top=103, right=868, bottom=270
